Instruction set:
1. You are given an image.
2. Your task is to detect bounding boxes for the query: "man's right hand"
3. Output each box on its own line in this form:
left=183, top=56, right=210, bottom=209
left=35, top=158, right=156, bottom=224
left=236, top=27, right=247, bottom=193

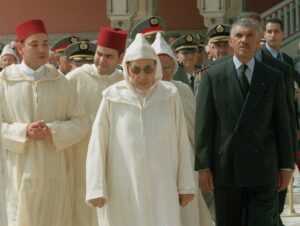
left=88, top=197, right=106, bottom=208
left=26, top=120, right=50, bottom=140
left=199, top=169, right=214, bottom=193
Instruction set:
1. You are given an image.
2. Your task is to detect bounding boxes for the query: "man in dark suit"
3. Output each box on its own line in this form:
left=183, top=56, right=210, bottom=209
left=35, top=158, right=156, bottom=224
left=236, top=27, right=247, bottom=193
left=261, top=18, right=299, bottom=81
left=257, top=17, right=299, bottom=226
left=195, top=18, right=294, bottom=226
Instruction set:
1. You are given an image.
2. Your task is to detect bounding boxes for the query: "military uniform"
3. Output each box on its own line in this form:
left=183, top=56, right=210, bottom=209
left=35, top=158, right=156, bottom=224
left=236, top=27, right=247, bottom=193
left=194, top=25, right=230, bottom=220
left=207, top=24, right=231, bottom=61
left=172, top=34, right=203, bottom=92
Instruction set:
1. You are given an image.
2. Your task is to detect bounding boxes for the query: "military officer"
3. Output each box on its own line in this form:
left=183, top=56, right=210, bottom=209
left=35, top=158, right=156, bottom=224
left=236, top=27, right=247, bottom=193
left=51, top=36, right=80, bottom=74
left=207, top=24, right=232, bottom=61
left=65, top=40, right=96, bottom=69
left=194, top=32, right=209, bottom=69
left=172, top=34, right=203, bottom=91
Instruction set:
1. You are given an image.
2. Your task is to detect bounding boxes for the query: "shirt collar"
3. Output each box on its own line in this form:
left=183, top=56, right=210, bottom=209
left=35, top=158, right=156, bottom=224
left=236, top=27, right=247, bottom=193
left=265, top=43, right=280, bottom=58
left=233, top=55, right=255, bottom=73
left=20, top=61, right=46, bottom=76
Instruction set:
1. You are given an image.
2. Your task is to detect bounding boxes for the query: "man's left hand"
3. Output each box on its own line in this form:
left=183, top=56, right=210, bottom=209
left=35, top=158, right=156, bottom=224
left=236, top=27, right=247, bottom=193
left=179, top=194, right=194, bottom=207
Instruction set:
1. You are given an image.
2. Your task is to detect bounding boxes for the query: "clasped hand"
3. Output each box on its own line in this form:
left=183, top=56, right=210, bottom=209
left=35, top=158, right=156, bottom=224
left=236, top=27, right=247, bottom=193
left=26, top=120, right=51, bottom=140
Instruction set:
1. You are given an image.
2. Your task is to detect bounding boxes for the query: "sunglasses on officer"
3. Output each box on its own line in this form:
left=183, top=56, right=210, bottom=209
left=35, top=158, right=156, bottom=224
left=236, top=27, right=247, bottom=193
left=127, top=61, right=156, bottom=75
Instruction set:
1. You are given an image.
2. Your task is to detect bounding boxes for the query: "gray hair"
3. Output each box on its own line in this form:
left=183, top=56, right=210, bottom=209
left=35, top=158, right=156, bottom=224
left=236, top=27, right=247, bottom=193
left=230, top=18, right=261, bottom=37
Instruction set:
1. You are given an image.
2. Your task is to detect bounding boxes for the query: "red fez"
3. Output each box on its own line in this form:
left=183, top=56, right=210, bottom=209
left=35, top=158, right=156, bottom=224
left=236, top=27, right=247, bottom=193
left=142, top=25, right=163, bottom=35
left=16, top=19, right=47, bottom=42
left=97, top=27, right=127, bottom=53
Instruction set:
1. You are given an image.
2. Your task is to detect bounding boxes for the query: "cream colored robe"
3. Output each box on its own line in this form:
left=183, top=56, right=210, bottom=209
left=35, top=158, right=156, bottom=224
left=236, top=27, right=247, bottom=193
left=0, top=64, right=89, bottom=226
left=172, top=80, right=195, bottom=145
left=0, top=108, right=7, bottom=226
left=66, top=64, right=123, bottom=226
left=86, top=80, right=196, bottom=226
left=172, top=80, right=213, bottom=226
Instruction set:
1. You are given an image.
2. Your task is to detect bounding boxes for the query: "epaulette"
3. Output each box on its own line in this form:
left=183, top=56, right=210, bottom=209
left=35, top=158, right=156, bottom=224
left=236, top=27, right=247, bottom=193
left=199, top=64, right=209, bottom=73
left=193, top=65, right=207, bottom=81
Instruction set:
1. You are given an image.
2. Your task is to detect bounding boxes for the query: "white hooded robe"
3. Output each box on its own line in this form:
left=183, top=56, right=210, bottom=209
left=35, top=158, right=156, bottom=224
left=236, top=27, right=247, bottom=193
left=66, top=64, right=123, bottom=226
left=152, top=32, right=214, bottom=226
left=86, top=34, right=196, bottom=226
left=0, top=64, right=89, bottom=226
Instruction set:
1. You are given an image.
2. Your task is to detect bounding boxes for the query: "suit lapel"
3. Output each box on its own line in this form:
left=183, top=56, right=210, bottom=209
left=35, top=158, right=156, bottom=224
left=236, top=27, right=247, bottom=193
left=262, top=45, right=274, bottom=59
left=282, top=53, right=293, bottom=68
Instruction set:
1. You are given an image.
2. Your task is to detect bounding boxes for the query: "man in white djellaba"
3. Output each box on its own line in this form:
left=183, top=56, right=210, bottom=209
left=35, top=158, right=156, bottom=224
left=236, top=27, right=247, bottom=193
left=152, top=32, right=213, bottom=226
left=0, top=19, right=89, bottom=226
left=65, top=27, right=127, bottom=226
left=86, top=33, right=196, bottom=226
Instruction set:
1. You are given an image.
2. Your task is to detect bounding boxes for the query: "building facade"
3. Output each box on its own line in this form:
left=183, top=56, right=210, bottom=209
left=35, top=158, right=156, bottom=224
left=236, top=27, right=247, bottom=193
left=1, top=0, right=298, bottom=56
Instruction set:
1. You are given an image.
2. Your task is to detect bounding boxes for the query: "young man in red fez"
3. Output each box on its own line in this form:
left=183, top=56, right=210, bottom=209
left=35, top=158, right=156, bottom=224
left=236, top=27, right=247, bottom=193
left=0, top=19, right=89, bottom=226
left=65, top=26, right=127, bottom=226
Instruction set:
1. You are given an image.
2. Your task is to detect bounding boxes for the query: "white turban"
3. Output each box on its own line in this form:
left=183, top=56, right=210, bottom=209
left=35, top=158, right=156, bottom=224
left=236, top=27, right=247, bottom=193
left=0, top=44, right=17, bottom=60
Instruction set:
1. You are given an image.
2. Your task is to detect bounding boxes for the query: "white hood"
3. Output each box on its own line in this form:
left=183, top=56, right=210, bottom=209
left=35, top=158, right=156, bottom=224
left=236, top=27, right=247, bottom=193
left=122, top=33, right=163, bottom=82
left=151, top=32, right=178, bottom=75
left=0, top=44, right=17, bottom=60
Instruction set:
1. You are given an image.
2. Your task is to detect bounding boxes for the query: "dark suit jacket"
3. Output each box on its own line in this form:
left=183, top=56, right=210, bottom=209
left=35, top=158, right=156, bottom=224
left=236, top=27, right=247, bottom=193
left=281, top=51, right=300, bottom=85
left=258, top=45, right=300, bottom=84
left=256, top=45, right=297, bottom=151
left=282, top=51, right=295, bottom=68
left=195, top=57, right=294, bottom=187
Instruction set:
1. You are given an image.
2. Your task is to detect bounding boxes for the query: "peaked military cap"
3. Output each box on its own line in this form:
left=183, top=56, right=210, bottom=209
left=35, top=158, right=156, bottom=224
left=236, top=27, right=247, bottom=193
left=65, top=40, right=96, bottom=62
left=208, top=24, right=230, bottom=43
left=194, top=33, right=207, bottom=49
left=171, top=34, right=199, bottom=52
left=129, top=16, right=164, bottom=41
left=51, top=36, right=80, bottom=55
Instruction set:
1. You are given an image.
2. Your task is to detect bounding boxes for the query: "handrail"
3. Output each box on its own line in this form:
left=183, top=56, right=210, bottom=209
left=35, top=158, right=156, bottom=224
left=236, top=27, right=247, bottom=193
left=261, top=0, right=300, bottom=38
left=261, top=0, right=294, bottom=18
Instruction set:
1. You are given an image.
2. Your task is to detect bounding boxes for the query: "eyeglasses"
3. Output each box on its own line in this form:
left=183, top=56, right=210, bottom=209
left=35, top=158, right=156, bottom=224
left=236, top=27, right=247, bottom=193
left=128, top=64, right=156, bottom=75
left=162, top=66, right=173, bottom=71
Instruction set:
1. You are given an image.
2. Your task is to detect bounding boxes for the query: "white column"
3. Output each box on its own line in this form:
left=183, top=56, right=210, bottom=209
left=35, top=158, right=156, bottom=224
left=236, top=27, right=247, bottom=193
left=296, top=0, right=300, bottom=32
left=197, top=0, right=243, bottom=27
left=106, top=0, right=138, bottom=30
left=107, top=0, right=157, bottom=30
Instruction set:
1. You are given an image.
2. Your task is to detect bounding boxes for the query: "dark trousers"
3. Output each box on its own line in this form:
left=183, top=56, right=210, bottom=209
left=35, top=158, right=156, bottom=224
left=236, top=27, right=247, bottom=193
left=278, top=189, right=287, bottom=226
left=214, top=186, right=279, bottom=226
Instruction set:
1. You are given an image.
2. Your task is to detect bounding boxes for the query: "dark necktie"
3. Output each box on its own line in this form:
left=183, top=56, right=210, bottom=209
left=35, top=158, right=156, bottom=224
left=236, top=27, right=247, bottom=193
left=239, top=64, right=249, bottom=97
left=276, top=53, right=282, bottom=62
left=190, top=75, right=195, bottom=90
